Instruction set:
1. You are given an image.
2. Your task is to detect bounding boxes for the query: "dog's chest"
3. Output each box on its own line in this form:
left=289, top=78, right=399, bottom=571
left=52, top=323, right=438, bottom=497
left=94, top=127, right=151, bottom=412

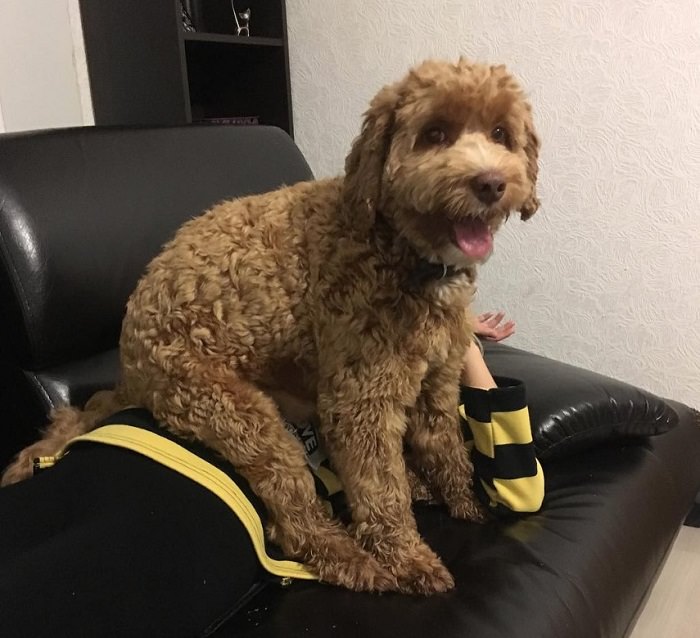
left=409, top=311, right=460, bottom=369
left=412, top=283, right=471, bottom=365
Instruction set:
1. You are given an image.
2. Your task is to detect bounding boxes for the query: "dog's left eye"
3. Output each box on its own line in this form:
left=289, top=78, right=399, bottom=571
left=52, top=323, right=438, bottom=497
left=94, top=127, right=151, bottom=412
left=423, top=126, right=447, bottom=145
left=491, top=126, right=509, bottom=146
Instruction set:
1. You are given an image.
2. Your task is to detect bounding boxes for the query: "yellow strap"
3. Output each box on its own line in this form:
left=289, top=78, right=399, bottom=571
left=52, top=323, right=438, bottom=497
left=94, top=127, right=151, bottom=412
left=313, top=465, right=343, bottom=497
left=62, top=424, right=317, bottom=581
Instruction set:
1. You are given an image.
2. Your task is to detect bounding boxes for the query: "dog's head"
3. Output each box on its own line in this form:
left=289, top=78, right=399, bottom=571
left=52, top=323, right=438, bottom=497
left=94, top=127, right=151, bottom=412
left=342, top=58, right=540, bottom=267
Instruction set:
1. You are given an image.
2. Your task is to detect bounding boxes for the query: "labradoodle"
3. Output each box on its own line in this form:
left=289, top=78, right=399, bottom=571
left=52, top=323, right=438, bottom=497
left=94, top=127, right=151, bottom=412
left=2, top=58, right=540, bottom=594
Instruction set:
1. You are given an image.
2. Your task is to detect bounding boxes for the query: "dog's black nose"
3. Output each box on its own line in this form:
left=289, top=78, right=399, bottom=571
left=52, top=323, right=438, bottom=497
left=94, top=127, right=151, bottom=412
left=470, top=172, right=506, bottom=205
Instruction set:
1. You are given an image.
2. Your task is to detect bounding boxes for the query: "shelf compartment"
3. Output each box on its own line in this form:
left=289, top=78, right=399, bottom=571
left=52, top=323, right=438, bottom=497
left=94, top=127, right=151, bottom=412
left=185, top=0, right=284, bottom=39
left=185, top=39, right=291, bottom=133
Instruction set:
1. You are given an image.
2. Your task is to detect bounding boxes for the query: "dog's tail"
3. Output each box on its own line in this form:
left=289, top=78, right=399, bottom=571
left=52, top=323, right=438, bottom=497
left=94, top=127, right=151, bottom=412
left=1, top=389, right=125, bottom=487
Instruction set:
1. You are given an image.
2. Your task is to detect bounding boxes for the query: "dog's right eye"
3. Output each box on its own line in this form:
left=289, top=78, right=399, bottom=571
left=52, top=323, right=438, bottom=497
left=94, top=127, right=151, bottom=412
left=423, top=126, right=447, bottom=146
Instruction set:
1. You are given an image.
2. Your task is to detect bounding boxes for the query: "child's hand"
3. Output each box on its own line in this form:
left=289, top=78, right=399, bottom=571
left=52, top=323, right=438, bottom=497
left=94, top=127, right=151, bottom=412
left=473, top=311, right=515, bottom=342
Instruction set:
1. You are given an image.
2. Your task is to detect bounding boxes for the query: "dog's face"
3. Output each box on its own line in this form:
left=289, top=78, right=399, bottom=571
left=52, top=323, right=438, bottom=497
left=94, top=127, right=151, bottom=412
left=343, top=59, right=540, bottom=268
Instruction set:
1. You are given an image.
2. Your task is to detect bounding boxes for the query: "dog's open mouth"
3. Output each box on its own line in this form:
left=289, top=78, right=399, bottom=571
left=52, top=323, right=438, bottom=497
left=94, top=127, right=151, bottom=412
left=452, top=218, right=493, bottom=261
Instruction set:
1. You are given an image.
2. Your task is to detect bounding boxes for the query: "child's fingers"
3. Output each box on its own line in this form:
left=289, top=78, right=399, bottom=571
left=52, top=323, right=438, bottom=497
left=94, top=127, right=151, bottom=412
left=485, top=311, right=505, bottom=328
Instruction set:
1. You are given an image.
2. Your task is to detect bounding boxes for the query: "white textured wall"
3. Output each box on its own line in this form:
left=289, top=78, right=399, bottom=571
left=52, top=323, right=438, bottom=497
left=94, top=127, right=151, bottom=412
left=287, top=0, right=700, bottom=407
left=0, top=0, right=92, bottom=133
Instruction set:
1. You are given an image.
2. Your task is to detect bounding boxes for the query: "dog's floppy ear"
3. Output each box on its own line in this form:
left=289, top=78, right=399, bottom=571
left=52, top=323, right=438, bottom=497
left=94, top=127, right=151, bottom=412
left=342, top=83, right=401, bottom=233
left=519, top=115, right=541, bottom=221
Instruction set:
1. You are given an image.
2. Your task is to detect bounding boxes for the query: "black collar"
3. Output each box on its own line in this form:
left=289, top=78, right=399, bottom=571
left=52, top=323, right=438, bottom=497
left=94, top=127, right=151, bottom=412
left=406, top=258, right=468, bottom=289
left=372, top=211, right=471, bottom=290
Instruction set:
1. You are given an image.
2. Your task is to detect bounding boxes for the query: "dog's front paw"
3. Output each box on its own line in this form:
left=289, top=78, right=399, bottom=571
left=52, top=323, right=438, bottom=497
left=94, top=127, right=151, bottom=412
left=353, top=525, right=455, bottom=595
left=389, top=542, right=455, bottom=595
left=363, top=533, right=455, bottom=595
left=447, top=491, right=490, bottom=523
left=269, top=516, right=400, bottom=593
left=313, top=550, right=399, bottom=593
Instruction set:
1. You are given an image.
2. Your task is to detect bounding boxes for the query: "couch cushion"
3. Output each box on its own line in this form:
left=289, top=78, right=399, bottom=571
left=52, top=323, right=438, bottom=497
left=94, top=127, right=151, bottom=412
left=213, top=404, right=700, bottom=638
left=483, top=343, right=678, bottom=459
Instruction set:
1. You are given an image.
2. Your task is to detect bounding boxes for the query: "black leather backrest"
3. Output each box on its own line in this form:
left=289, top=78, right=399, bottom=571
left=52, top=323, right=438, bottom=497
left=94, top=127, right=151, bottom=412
left=0, top=125, right=313, bottom=371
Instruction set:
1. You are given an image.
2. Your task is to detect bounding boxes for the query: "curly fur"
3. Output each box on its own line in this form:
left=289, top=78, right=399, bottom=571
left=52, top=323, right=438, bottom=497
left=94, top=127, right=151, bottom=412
left=2, top=59, right=539, bottom=594
left=1, top=390, right=122, bottom=485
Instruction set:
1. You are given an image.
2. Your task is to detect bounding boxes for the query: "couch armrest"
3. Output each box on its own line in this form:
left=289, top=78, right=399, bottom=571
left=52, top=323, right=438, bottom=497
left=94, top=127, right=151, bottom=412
left=482, top=342, right=678, bottom=460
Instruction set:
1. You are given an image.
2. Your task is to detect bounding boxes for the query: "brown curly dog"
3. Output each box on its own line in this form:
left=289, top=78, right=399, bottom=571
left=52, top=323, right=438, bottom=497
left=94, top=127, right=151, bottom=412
left=2, top=58, right=539, bottom=594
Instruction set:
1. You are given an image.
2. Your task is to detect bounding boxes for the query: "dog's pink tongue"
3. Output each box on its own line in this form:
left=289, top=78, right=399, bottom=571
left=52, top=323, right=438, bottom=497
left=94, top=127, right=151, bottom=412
left=453, top=218, right=493, bottom=260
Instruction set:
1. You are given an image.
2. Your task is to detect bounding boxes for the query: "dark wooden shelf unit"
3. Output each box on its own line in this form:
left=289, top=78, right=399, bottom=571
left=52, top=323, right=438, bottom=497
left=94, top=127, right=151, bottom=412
left=79, top=0, right=293, bottom=135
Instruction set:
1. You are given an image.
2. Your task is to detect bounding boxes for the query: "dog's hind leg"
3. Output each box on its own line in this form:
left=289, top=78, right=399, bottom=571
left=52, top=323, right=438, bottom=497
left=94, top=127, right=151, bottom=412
left=145, top=369, right=396, bottom=593
left=1, top=390, right=124, bottom=487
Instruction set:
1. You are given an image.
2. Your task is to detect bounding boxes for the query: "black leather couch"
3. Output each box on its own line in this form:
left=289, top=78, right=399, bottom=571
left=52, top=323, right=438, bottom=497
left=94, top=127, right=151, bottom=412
left=1, top=125, right=698, bottom=638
